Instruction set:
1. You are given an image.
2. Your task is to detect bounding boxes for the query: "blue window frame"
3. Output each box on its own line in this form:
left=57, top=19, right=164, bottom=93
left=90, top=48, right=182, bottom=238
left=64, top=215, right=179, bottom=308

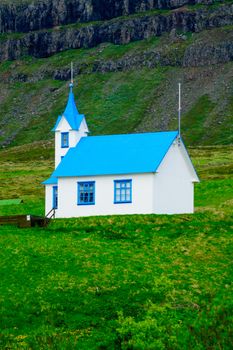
left=61, top=132, right=69, bottom=148
left=114, top=179, right=132, bottom=204
left=77, top=181, right=95, bottom=205
left=53, top=186, right=58, bottom=209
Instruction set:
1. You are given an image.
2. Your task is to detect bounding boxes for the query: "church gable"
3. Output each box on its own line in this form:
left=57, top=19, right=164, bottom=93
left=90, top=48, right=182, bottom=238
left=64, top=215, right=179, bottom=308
left=156, top=138, right=199, bottom=183
left=53, top=115, right=72, bottom=132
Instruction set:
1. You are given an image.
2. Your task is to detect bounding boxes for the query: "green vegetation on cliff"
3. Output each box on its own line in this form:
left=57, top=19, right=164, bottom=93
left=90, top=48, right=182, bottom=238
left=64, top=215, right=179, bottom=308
left=0, top=24, right=233, bottom=148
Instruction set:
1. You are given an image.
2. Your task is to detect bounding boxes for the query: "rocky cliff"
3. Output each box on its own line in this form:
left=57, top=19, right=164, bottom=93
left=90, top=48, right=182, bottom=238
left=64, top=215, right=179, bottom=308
left=5, top=27, right=233, bottom=82
left=0, top=0, right=221, bottom=33
left=0, top=3, right=232, bottom=62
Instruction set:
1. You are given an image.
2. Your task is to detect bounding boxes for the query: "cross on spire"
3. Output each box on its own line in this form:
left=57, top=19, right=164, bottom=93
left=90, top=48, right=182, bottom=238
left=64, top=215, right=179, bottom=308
left=69, top=62, right=74, bottom=90
left=71, top=62, right=74, bottom=84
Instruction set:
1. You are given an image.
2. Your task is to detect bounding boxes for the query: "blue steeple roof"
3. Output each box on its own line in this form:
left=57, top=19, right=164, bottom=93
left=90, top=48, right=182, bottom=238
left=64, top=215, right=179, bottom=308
left=52, top=83, right=85, bottom=131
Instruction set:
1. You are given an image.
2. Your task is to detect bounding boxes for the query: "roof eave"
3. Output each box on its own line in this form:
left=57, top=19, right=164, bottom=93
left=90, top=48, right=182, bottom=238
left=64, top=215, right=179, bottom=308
left=42, top=177, right=58, bottom=185
left=54, top=170, right=157, bottom=178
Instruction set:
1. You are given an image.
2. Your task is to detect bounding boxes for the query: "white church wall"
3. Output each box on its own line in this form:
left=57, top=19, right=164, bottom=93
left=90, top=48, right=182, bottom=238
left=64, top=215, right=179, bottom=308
left=45, top=185, right=54, bottom=216
left=55, top=173, right=155, bottom=218
left=55, top=117, right=88, bottom=168
left=154, top=141, right=195, bottom=214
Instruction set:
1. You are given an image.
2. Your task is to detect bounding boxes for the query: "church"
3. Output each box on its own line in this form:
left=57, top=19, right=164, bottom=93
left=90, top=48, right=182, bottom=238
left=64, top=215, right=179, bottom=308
left=43, top=80, right=199, bottom=218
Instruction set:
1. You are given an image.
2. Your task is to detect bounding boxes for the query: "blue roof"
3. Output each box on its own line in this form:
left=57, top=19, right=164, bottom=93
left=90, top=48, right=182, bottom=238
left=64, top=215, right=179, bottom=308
left=42, top=176, right=58, bottom=185
left=51, top=131, right=178, bottom=178
left=52, top=85, right=85, bottom=131
left=52, top=115, right=62, bottom=132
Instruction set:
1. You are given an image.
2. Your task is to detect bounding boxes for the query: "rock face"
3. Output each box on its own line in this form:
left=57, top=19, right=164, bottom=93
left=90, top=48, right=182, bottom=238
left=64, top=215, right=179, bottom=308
left=0, top=3, right=232, bottom=62
left=0, top=0, right=92, bottom=33
left=6, top=28, right=232, bottom=83
left=0, top=0, right=223, bottom=33
left=183, top=40, right=233, bottom=67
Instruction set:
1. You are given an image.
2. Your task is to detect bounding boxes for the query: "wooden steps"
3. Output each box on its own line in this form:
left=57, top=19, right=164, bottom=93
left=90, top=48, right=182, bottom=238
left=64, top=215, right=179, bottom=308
left=0, top=215, right=50, bottom=228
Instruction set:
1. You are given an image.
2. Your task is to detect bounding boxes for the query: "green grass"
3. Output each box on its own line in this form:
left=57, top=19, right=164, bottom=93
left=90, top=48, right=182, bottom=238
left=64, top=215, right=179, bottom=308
left=1, top=213, right=232, bottom=349
left=0, top=142, right=53, bottom=216
left=78, top=67, right=166, bottom=135
left=0, top=144, right=232, bottom=349
left=181, top=95, right=217, bottom=144
left=187, top=0, right=233, bottom=10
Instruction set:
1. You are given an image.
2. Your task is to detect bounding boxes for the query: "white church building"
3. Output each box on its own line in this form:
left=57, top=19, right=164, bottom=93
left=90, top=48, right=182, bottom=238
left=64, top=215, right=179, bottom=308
left=43, top=82, right=199, bottom=218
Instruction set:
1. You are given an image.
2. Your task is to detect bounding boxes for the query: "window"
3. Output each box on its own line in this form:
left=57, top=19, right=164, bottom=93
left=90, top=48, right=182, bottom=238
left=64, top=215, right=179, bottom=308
left=78, top=181, right=95, bottom=205
left=61, top=132, right=69, bottom=148
left=53, top=186, right=58, bottom=209
left=61, top=156, right=64, bottom=161
left=114, top=180, right=132, bottom=204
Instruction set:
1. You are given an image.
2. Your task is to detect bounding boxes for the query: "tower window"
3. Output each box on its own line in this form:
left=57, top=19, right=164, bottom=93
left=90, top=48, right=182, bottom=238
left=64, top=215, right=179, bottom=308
left=114, top=180, right=132, bottom=204
left=77, top=182, right=95, bottom=205
left=61, top=132, right=69, bottom=148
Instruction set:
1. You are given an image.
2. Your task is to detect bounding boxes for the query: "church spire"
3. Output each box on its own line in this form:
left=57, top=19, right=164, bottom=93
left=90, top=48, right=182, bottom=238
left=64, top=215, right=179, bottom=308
left=52, top=62, right=89, bottom=168
left=61, top=63, right=83, bottom=131
left=70, top=61, right=74, bottom=91
left=52, top=62, right=84, bottom=131
left=52, top=62, right=88, bottom=132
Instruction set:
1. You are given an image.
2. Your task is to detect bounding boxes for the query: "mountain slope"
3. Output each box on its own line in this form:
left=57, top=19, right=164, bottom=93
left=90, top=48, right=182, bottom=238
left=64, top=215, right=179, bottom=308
left=0, top=2, right=232, bottom=148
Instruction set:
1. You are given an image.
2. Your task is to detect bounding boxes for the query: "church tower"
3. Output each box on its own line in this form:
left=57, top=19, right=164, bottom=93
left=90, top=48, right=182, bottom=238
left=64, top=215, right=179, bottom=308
left=52, top=70, right=89, bottom=168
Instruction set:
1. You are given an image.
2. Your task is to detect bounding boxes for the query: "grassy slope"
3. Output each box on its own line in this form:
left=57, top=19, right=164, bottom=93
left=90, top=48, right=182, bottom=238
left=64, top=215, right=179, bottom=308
left=0, top=26, right=233, bottom=147
left=0, top=144, right=232, bottom=349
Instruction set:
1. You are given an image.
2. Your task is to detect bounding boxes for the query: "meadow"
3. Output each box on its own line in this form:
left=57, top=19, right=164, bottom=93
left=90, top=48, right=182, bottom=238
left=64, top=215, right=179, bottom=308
left=0, top=143, right=232, bottom=349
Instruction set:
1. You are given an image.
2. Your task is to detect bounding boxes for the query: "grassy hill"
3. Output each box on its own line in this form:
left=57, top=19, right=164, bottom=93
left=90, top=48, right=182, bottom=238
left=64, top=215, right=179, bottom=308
left=0, top=24, right=233, bottom=148
left=0, top=143, right=232, bottom=349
